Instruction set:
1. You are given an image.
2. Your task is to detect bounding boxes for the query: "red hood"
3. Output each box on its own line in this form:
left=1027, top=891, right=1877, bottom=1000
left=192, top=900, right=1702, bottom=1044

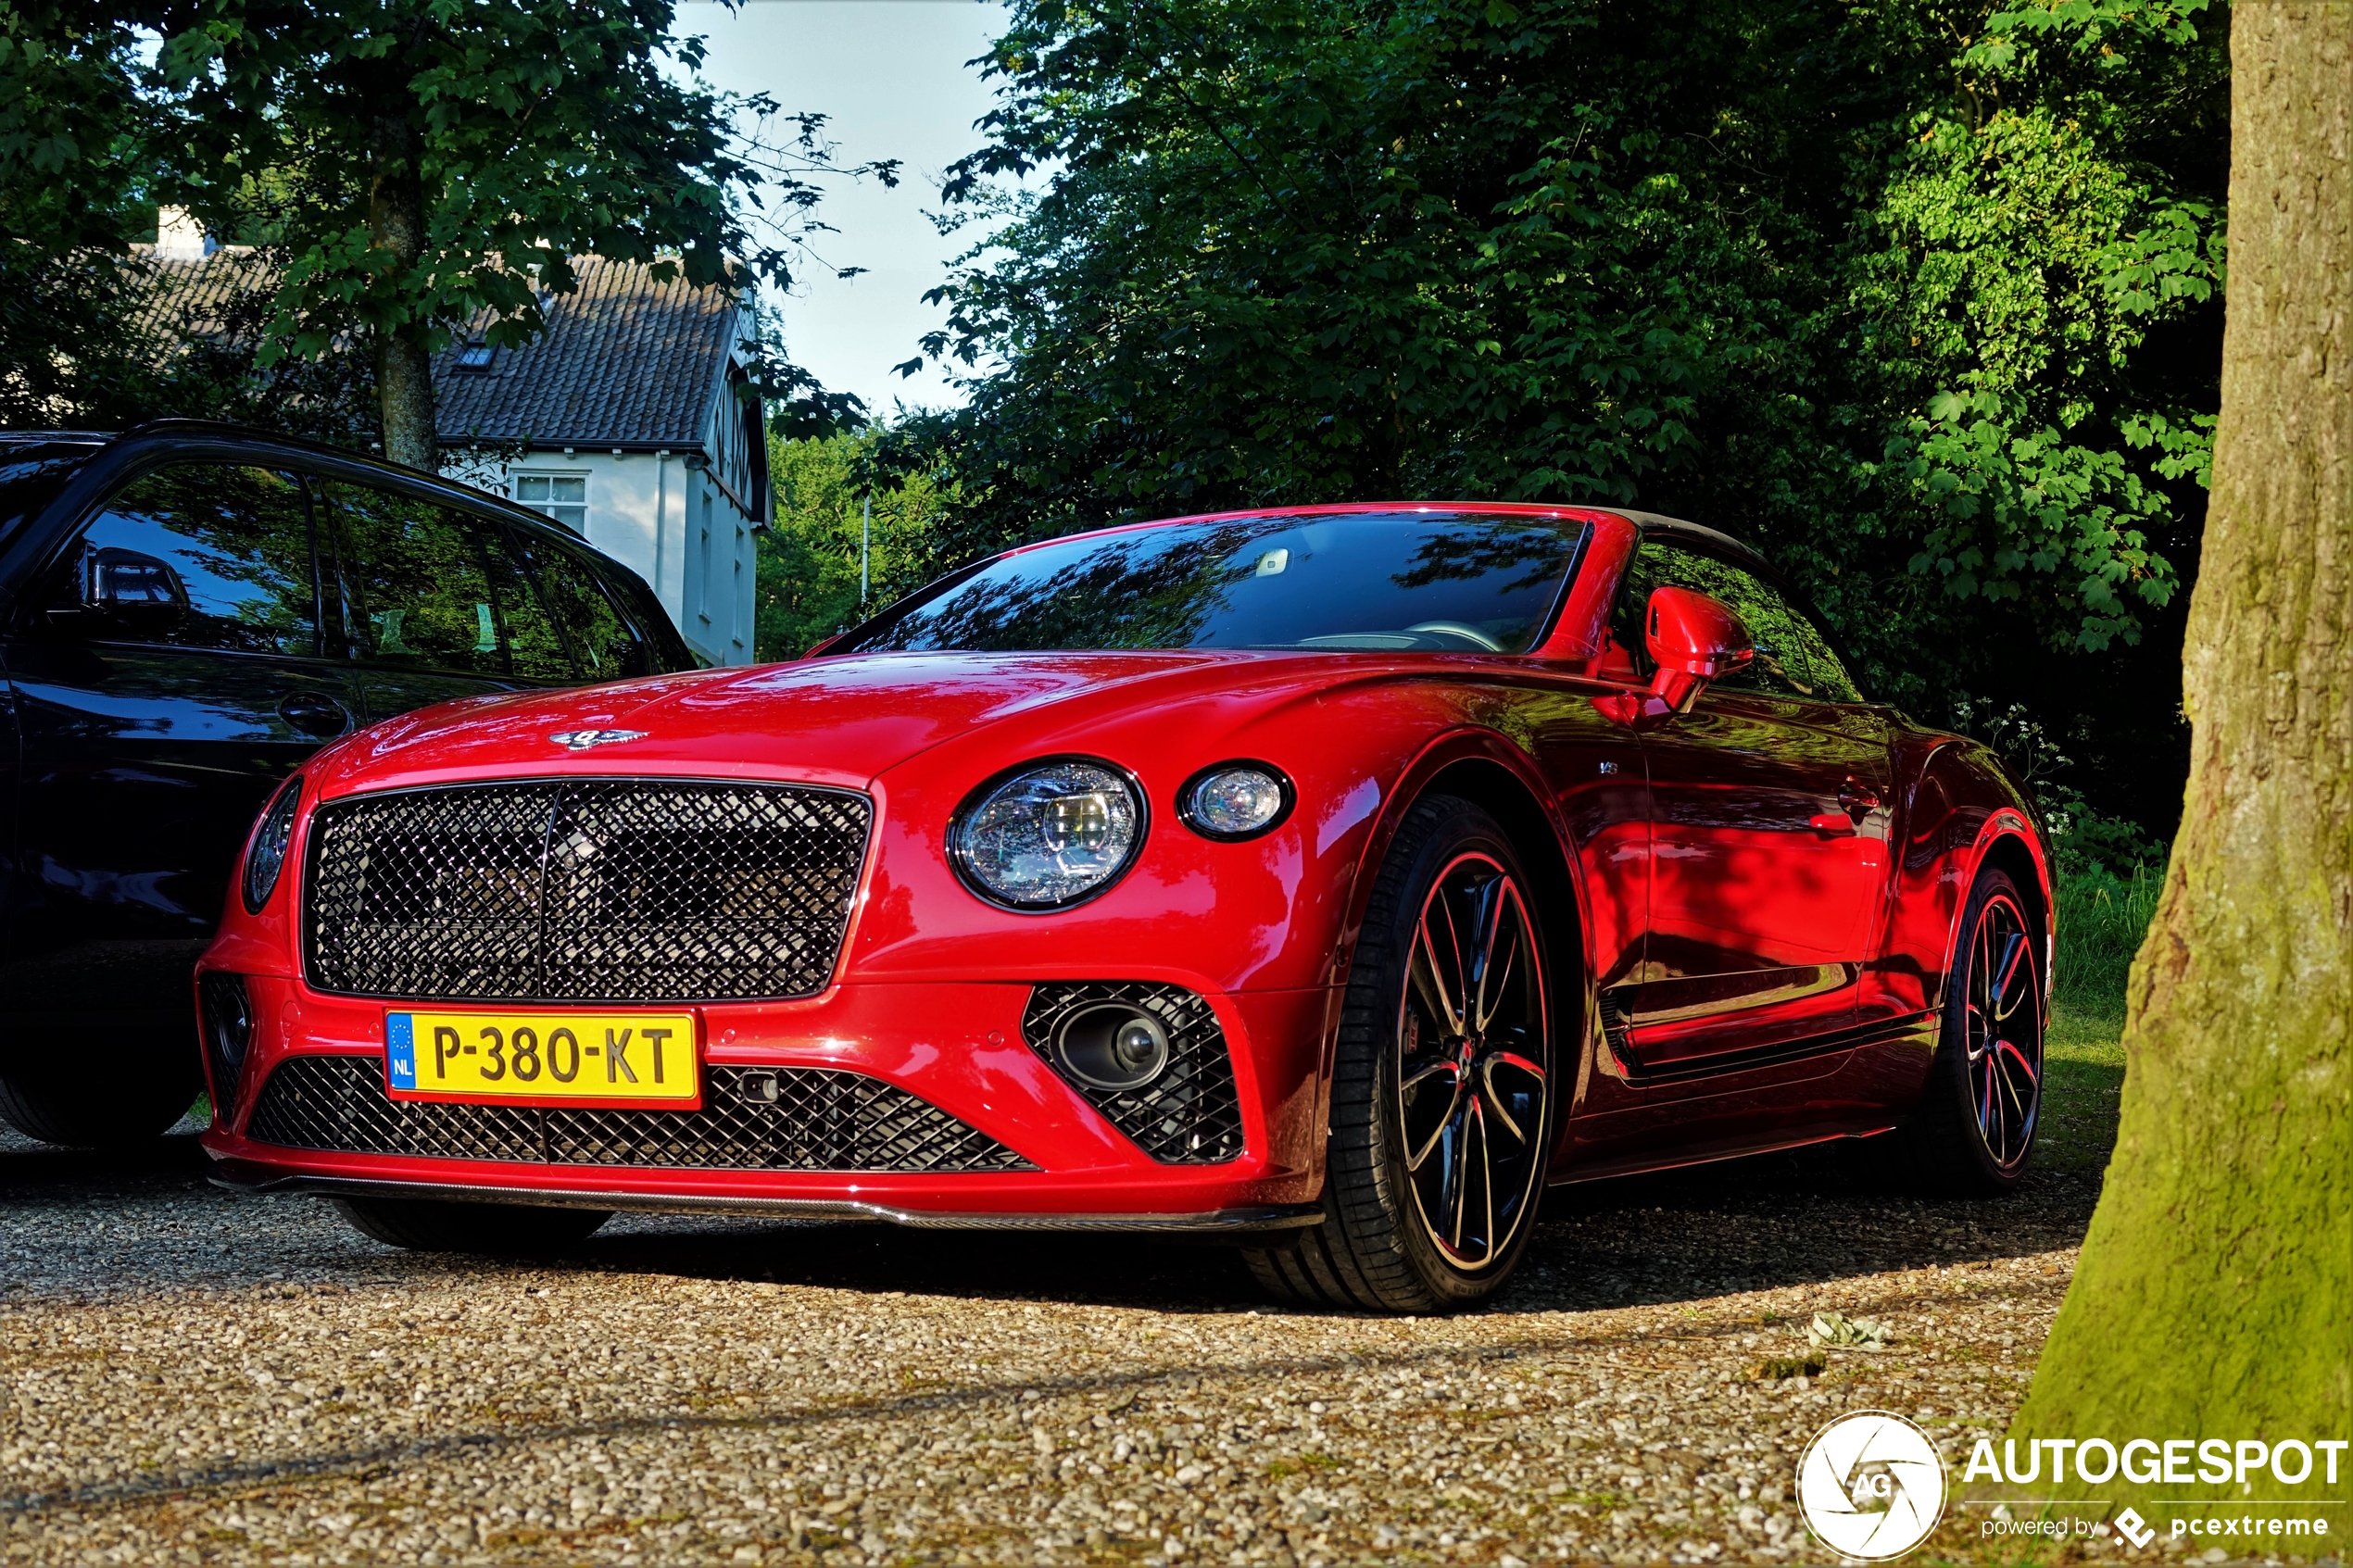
left=305, top=651, right=1248, bottom=797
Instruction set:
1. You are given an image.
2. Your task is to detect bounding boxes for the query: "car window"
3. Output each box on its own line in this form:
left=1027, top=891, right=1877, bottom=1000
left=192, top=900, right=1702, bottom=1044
left=511, top=532, right=652, bottom=681
left=322, top=481, right=532, bottom=678
left=839, top=512, right=1588, bottom=655
left=1775, top=611, right=1863, bottom=702
left=474, top=523, right=574, bottom=682
left=48, top=464, right=317, bottom=656
left=1608, top=540, right=1819, bottom=698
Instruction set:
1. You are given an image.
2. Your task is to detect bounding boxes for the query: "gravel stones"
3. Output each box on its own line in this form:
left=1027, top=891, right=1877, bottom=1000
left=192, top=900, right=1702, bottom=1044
left=0, top=1128, right=2146, bottom=1565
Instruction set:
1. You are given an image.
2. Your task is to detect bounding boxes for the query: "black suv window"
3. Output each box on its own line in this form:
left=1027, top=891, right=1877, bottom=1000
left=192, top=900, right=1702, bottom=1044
left=1610, top=540, right=1823, bottom=699
left=510, top=533, right=651, bottom=681
left=48, top=464, right=318, bottom=656
left=322, top=482, right=568, bottom=680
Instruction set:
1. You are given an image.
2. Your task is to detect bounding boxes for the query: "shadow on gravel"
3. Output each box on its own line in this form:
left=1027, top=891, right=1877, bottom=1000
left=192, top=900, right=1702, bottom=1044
left=0, top=1129, right=211, bottom=1193
left=1, top=1123, right=2098, bottom=1321
left=437, top=1134, right=2104, bottom=1319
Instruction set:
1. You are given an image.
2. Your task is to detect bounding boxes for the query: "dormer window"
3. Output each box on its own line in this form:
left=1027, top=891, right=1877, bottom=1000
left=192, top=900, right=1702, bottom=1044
left=455, top=340, right=495, bottom=371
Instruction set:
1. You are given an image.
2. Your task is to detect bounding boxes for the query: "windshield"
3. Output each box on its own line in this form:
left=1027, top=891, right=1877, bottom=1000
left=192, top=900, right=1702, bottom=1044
left=0, top=441, right=97, bottom=551
left=839, top=511, right=1589, bottom=655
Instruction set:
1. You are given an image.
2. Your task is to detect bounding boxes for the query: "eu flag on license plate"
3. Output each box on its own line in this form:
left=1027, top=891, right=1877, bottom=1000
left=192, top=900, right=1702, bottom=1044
left=385, top=1012, right=418, bottom=1090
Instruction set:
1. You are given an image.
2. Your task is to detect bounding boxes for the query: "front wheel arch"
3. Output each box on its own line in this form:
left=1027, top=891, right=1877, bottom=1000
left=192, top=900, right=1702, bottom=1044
left=1336, top=744, right=1589, bottom=1050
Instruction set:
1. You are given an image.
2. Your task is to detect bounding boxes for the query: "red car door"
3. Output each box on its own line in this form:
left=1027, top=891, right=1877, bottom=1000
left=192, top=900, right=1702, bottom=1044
left=1609, top=539, right=1894, bottom=1075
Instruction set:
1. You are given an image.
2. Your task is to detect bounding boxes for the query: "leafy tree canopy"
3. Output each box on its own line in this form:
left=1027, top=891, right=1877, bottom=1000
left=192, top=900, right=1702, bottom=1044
left=0, top=1, right=883, bottom=457
left=875, top=0, right=2225, bottom=822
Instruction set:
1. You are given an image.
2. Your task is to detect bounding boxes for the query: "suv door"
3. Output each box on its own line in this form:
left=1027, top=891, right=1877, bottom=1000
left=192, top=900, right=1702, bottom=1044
left=1610, top=539, right=1894, bottom=1075
left=0, top=462, right=355, bottom=1100
left=316, top=479, right=578, bottom=721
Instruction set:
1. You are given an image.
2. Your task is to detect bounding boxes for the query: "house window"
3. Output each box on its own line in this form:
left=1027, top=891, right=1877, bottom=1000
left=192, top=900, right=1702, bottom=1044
left=514, top=472, right=587, bottom=533
left=455, top=340, right=495, bottom=371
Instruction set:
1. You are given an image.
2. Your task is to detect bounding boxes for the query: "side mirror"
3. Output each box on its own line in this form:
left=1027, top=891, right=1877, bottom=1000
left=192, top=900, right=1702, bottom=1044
left=77, top=546, right=190, bottom=635
left=1645, top=585, right=1753, bottom=712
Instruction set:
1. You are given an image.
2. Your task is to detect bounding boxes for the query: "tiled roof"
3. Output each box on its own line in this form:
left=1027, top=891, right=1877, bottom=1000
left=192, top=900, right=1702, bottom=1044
left=128, top=249, right=741, bottom=453
left=128, top=245, right=284, bottom=347
left=433, top=256, right=742, bottom=451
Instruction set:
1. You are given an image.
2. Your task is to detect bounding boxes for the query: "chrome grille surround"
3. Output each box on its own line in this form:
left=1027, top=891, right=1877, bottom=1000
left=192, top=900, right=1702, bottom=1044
left=303, top=778, right=872, bottom=1003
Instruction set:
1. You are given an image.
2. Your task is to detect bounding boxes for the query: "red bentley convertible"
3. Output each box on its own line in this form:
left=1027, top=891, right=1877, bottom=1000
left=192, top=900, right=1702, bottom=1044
left=197, top=505, right=2051, bottom=1311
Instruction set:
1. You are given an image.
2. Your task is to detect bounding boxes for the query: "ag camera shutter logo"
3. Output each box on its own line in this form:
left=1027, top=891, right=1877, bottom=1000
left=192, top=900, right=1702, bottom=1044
left=1795, top=1411, right=1948, bottom=1560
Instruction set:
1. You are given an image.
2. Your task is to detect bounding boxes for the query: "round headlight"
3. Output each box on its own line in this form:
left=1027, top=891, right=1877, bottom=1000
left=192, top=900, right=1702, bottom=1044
left=1178, top=761, right=1294, bottom=841
left=950, top=758, right=1145, bottom=910
left=242, top=773, right=303, bottom=914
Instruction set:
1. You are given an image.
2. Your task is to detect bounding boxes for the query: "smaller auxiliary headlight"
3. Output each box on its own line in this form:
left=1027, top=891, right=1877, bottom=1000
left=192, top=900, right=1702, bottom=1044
left=1178, top=761, right=1294, bottom=841
left=242, top=773, right=303, bottom=914
left=1052, top=1001, right=1172, bottom=1092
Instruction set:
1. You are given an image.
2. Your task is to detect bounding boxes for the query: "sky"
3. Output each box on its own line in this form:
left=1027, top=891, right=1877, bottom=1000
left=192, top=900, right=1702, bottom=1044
left=674, top=1, right=1013, bottom=418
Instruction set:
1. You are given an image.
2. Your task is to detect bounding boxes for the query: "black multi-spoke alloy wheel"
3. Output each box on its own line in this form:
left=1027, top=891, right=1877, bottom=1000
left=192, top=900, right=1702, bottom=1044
left=1243, top=796, right=1554, bottom=1311
left=332, top=1197, right=611, bottom=1254
left=1894, top=865, right=2045, bottom=1194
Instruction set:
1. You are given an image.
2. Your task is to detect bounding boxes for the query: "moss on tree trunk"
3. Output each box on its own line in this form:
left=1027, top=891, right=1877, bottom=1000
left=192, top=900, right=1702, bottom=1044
left=2010, top=0, right=2352, bottom=1513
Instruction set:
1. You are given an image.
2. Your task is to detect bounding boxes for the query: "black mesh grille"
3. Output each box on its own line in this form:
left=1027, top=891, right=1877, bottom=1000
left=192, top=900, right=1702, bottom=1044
left=1021, top=983, right=1244, bottom=1164
left=244, top=1054, right=1032, bottom=1173
left=304, top=779, right=871, bottom=1002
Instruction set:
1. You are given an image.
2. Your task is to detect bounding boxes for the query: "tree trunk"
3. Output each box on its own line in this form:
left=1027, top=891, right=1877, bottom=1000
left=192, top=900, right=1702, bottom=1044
left=2010, top=0, right=2350, bottom=1514
left=370, top=106, right=436, bottom=471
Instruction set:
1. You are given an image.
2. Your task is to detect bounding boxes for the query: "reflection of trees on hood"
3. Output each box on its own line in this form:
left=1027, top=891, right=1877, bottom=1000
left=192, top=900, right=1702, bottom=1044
left=1390, top=524, right=1572, bottom=597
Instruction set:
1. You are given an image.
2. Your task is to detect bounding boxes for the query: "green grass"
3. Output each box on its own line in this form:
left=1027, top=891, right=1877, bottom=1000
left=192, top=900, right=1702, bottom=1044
left=2040, top=1002, right=2125, bottom=1173
left=2033, top=867, right=2157, bottom=1173
left=2052, top=862, right=2162, bottom=1011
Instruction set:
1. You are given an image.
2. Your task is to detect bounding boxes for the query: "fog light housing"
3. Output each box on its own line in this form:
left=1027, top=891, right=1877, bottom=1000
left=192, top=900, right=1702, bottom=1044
left=1052, top=1002, right=1172, bottom=1092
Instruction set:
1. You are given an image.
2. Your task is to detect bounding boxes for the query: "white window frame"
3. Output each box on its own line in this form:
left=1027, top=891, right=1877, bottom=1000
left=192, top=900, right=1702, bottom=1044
left=513, top=470, right=590, bottom=534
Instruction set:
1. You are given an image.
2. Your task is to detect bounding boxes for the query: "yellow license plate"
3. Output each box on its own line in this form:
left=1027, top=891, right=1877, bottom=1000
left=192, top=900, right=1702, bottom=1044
left=385, top=1010, right=700, bottom=1107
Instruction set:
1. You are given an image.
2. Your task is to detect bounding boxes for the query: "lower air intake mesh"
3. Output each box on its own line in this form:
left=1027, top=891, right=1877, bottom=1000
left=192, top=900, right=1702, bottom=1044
left=1021, top=982, right=1244, bottom=1164
left=244, top=1054, right=1031, bottom=1173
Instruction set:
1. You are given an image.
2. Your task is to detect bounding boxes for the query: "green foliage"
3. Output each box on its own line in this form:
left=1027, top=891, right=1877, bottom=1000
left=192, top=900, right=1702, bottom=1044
left=2054, top=862, right=2160, bottom=1013
left=0, top=5, right=164, bottom=426
left=145, top=1, right=817, bottom=363
left=756, top=432, right=950, bottom=660
left=0, top=1, right=874, bottom=449
left=875, top=0, right=2223, bottom=827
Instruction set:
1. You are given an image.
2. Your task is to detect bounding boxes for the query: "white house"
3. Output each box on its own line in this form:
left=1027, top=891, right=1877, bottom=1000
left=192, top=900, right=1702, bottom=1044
left=434, top=257, right=770, bottom=668
left=132, top=212, right=770, bottom=668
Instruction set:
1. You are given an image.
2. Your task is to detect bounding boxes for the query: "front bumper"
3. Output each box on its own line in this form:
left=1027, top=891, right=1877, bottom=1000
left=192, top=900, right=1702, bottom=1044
left=198, top=974, right=1336, bottom=1223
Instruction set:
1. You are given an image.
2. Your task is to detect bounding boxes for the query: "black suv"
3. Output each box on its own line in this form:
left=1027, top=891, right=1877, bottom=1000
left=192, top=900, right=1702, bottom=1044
left=0, top=422, right=695, bottom=1145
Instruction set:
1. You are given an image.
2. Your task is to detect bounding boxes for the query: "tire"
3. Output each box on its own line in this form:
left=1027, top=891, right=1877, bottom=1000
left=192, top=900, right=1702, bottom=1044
left=1889, top=865, right=2045, bottom=1195
left=0, top=1047, right=204, bottom=1147
left=332, top=1196, right=611, bottom=1254
left=1242, top=795, right=1556, bottom=1312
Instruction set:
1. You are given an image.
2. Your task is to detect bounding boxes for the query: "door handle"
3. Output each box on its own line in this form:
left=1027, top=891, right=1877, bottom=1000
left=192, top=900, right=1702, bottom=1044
left=1808, top=812, right=1859, bottom=836
left=1837, top=780, right=1882, bottom=816
left=278, top=691, right=353, bottom=738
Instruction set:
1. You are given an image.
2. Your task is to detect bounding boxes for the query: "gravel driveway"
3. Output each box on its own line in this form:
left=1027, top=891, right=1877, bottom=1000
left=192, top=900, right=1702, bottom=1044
left=0, top=1119, right=2138, bottom=1568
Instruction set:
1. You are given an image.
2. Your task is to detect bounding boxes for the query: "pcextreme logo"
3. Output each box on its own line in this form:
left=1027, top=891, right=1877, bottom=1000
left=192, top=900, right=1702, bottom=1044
left=1794, top=1411, right=1947, bottom=1561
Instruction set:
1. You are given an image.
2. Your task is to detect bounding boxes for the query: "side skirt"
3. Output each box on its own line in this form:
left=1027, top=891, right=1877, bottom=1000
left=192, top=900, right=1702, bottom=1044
left=1605, top=1008, right=1938, bottom=1086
